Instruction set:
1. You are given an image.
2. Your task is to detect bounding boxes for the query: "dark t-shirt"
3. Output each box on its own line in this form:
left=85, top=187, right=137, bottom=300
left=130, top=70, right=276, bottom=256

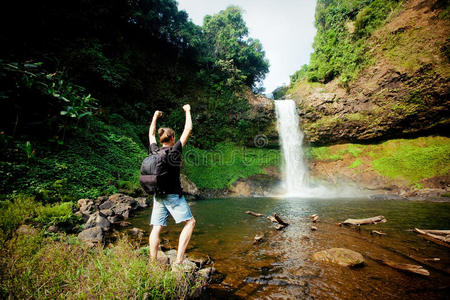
left=149, top=140, right=183, bottom=195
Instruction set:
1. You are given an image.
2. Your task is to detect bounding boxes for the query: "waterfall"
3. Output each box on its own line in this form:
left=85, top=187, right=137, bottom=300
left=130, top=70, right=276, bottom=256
left=274, top=100, right=309, bottom=194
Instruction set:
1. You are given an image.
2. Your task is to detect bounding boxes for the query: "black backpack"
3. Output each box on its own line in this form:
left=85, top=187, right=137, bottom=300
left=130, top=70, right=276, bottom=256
left=139, top=148, right=170, bottom=194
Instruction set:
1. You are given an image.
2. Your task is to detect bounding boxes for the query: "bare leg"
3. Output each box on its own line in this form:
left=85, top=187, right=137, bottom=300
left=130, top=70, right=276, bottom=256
left=175, top=218, right=196, bottom=264
left=149, top=225, right=162, bottom=260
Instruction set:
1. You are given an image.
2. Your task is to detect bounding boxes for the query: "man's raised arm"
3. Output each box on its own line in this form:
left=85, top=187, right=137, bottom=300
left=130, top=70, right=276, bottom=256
left=180, top=104, right=192, bottom=147
left=149, top=110, right=162, bottom=145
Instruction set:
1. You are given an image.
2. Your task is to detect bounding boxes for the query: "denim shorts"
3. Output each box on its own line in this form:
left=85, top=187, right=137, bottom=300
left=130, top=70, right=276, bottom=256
left=150, top=194, right=193, bottom=226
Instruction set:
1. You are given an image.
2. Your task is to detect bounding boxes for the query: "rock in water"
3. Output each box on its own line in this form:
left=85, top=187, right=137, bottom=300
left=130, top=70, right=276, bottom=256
left=312, top=248, right=365, bottom=267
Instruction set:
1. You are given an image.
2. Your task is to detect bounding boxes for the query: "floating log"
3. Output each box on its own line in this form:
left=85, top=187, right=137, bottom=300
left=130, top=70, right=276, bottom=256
left=312, top=215, right=319, bottom=223
left=266, top=213, right=288, bottom=230
left=413, top=228, right=450, bottom=248
left=340, top=216, right=387, bottom=226
left=310, top=214, right=318, bottom=218
left=417, top=229, right=450, bottom=235
left=267, top=213, right=289, bottom=227
left=373, top=258, right=430, bottom=276
left=310, top=226, right=318, bottom=231
left=371, top=230, right=386, bottom=236
left=246, top=210, right=264, bottom=217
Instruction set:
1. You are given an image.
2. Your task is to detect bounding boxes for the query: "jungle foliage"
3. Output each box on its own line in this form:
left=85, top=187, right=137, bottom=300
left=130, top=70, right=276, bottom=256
left=0, top=1, right=271, bottom=200
left=273, top=0, right=402, bottom=95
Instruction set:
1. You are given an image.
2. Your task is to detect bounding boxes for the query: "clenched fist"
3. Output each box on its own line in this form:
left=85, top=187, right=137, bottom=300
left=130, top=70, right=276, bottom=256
left=154, top=110, right=163, bottom=118
left=183, top=104, right=191, bottom=112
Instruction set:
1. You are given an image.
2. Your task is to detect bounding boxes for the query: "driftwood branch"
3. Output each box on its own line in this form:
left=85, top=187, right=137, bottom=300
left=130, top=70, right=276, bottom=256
left=246, top=210, right=263, bottom=217
left=340, top=216, right=387, bottom=226
left=413, top=228, right=450, bottom=248
left=372, top=257, right=430, bottom=276
left=267, top=213, right=289, bottom=230
left=371, top=230, right=386, bottom=236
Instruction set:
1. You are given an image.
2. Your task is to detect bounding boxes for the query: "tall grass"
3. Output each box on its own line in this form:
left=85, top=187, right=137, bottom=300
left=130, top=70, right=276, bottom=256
left=0, top=230, right=198, bottom=299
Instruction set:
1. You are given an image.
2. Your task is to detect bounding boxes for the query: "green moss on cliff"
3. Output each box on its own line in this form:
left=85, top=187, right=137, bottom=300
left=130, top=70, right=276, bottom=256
left=310, top=136, right=450, bottom=184
left=371, top=137, right=450, bottom=183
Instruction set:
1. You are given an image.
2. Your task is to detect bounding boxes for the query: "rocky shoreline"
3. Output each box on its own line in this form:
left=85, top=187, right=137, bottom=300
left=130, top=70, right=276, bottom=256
left=75, top=193, right=151, bottom=245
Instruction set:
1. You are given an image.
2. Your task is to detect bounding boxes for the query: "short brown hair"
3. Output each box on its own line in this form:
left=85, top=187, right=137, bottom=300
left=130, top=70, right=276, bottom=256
left=158, top=127, right=175, bottom=143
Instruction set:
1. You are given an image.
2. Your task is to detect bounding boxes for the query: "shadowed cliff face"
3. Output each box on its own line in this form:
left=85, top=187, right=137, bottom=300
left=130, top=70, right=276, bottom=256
left=290, top=0, right=449, bottom=144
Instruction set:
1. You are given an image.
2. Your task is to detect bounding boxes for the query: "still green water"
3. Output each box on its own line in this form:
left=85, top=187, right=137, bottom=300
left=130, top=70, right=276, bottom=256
left=126, top=197, right=450, bottom=299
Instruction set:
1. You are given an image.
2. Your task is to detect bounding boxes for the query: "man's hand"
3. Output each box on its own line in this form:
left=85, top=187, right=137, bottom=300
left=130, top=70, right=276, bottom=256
left=149, top=110, right=162, bottom=145
left=182, top=104, right=190, bottom=112
left=154, top=110, right=163, bottom=118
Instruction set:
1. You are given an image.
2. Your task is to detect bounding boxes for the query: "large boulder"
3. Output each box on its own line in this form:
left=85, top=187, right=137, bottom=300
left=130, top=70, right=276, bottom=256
left=99, top=200, right=114, bottom=210
left=78, top=226, right=104, bottom=244
left=84, top=212, right=111, bottom=231
left=180, top=174, right=199, bottom=197
left=312, top=248, right=365, bottom=267
left=112, top=203, right=132, bottom=219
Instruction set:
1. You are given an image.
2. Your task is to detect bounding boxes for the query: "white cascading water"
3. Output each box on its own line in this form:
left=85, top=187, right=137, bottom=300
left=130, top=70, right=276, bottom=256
left=274, top=100, right=308, bottom=194
left=274, top=99, right=346, bottom=198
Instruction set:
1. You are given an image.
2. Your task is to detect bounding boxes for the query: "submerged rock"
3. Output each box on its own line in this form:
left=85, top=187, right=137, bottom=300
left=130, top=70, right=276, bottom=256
left=312, top=248, right=365, bottom=267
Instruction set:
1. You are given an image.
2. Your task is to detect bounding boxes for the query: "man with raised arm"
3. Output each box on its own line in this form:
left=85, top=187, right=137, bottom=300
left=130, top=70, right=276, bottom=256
left=147, top=104, right=195, bottom=271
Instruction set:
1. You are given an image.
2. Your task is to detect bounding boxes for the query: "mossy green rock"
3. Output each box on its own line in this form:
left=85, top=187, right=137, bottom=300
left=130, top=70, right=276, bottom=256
left=312, top=248, right=365, bottom=267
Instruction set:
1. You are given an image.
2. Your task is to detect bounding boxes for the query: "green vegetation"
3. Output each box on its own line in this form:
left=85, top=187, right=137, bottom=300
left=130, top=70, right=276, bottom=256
left=371, top=137, right=450, bottom=183
left=1, top=115, right=147, bottom=202
left=0, top=229, right=197, bottom=299
left=183, top=143, right=280, bottom=189
left=349, top=158, right=363, bottom=169
left=0, top=195, right=81, bottom=237
left=309, top=136, right=450, bottom=185
left=308, top=146, right=343, bottom=161
left=274, top=0, right=403, bottom=95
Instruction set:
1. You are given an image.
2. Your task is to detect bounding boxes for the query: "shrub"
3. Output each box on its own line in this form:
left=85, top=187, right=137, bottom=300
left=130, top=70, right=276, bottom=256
left=0, top=195, right=36, bottom=237
left=34, top=202, right=80, bottom=227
